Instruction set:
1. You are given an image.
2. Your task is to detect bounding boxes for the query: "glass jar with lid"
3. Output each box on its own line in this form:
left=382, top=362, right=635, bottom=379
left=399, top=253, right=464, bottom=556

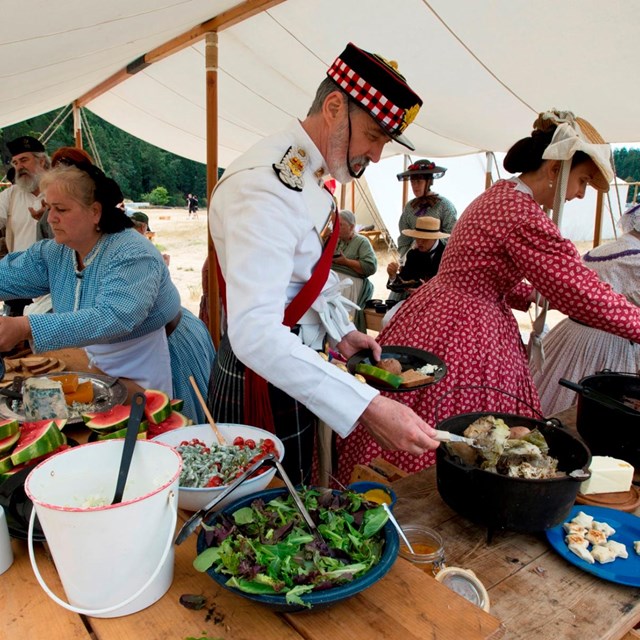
left=397, top=525, right=445, bottom=576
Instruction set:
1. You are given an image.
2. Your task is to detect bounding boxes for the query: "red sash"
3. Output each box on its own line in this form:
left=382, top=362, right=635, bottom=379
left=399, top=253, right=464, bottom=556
left=215, top=211, right=340, bottom=432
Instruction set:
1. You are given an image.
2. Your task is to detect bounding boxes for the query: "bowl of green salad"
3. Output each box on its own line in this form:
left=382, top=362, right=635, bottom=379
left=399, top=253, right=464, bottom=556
left=193, top=486, right=399, bottom=612
left=151, top=423, right=284, bottom=511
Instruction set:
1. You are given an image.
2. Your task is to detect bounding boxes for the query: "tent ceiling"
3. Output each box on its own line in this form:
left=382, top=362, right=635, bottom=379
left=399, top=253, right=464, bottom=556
left=3, top=0, right=639, bottom=166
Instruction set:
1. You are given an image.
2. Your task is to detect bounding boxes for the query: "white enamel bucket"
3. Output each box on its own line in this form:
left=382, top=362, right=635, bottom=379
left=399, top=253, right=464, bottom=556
left=24, top=439, right=182, bottom=618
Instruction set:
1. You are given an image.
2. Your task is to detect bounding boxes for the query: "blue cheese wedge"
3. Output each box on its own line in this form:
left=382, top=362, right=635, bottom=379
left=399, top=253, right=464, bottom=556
left=23, top=377, right=69, bottom=421
left=580, top=456, right=634, bottom=495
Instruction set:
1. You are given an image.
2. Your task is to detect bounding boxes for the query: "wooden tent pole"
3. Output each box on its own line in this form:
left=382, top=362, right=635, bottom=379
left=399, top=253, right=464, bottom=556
left=484, top=152, right=493, bottom=190
left=351, top=181, right=355, bottom=212
left=593, top=190, right=604, bottom=248
left=402, top=154, right=409, bottom=208
left=72, top=102, right=82, bottom=148
left=205, top=32, right=221, bottom=348
left=340, top=184, right=346, bottom=210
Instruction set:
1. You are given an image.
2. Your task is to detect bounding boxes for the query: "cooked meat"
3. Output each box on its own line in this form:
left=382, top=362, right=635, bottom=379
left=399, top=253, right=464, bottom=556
left=377, top=358, right=403, bottom=375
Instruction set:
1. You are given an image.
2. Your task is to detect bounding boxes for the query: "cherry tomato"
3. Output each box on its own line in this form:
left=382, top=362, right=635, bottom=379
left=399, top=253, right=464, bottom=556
left=244, top=438, right=256, bottom=450
left=233, top=436, right=245, bottom=447
left=205, top=476, right=222, bottom=487
left=261, top=438, right=276, bottom=453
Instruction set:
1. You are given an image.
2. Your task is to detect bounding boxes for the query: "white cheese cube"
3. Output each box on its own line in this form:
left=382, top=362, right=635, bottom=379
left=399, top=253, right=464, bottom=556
left=580, top=456, right=634, bottom=495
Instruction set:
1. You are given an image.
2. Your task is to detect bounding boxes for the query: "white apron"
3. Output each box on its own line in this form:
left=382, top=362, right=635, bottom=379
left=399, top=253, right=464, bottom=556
left=84, top=328, right=173, bottom=397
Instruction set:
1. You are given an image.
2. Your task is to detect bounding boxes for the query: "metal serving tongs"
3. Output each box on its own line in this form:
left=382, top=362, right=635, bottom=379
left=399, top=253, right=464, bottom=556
left=272, top=458, right=325, bottom=546
left=174, top=452, right=277, bottom=545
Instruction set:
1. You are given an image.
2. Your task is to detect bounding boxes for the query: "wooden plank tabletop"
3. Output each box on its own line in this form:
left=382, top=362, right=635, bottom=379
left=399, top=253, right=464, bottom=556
left=1, top=537, right=92, bottom=640
left=84, top=511, right=503, bottom=640
left=392, top=464, right=640, bottom=640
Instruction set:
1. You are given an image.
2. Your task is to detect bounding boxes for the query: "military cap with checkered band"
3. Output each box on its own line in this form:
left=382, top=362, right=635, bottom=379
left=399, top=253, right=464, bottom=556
left=327, top=43, right=423, bottom=151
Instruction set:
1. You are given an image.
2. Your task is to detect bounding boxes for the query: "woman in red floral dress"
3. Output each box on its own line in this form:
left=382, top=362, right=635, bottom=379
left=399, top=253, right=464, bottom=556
left=335, top=110, right=640, bottom=483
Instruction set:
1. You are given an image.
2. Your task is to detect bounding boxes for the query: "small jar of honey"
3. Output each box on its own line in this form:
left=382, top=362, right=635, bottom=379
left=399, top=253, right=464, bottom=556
left=397, top=526, right=445, bottom=576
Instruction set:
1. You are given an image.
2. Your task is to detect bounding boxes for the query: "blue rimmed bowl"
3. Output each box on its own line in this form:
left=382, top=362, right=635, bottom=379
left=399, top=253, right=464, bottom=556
left=195, top=486, right=399, bottom=612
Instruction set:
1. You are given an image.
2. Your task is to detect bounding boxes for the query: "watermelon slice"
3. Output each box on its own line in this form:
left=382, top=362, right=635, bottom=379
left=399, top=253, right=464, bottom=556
left=144, top=389, right=172, bottom=425
left=11, top=420, right=65, bottom=465
left=0, top=431, right=20, bottom=455
left=0, top=453, right=13, bottom=474
left=82, top=404, right=130, bottom=432
left=0, top=419, right=19, bottom=440
left=97, top=421, right=148, bottom=440
left=22, top=418, right=68, bottom=432
left=147, top=411, right=190, bottom=438
left=0, top=443, right=71, bottom=483
left=170, top=398, right=184, bottom=412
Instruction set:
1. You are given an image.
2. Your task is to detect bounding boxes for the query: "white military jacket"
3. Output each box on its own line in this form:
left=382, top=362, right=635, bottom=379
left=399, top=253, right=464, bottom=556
left=209, top=120, right=378, bottom=436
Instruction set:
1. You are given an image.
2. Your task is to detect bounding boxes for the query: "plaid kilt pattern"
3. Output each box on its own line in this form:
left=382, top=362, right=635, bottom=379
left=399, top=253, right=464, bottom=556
left=207, top=333, right=316, bottom=485
left=328, top=59, right=404, bottom=135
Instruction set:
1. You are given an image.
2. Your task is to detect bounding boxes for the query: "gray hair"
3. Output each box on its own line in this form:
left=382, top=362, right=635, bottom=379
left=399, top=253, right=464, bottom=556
left=33, top=151, right=51, bottom=171
left=307, top=77, right=347, bottom=116
left=339, top=209, right=356, bottom=226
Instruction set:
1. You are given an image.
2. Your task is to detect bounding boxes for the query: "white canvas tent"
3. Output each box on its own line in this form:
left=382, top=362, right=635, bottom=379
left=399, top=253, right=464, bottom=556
left=3, top=0, right=640, bottom=164
left=3, top=0, right=640, bottom=338
left=367, top=154, right=630, bottom=246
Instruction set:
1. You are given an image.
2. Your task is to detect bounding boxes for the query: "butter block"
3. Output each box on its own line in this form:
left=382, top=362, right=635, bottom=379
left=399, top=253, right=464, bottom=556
left=580, top=456, right=634, bottom=495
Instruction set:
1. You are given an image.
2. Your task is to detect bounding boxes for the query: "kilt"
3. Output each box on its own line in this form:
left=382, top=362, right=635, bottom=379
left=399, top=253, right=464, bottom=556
left=207, top=333, right=316, bottom=485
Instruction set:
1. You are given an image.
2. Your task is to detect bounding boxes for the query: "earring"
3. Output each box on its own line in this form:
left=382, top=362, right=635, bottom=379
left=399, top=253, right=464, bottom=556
left=548, top=181, right=554, bottom=189
left=96, top=225, right=101, bottom=232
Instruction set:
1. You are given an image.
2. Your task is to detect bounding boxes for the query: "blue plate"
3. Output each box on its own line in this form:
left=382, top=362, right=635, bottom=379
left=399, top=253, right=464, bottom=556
left=196, top=486, right=399, bottom=612
left=546, top=505, right=640, bottom=586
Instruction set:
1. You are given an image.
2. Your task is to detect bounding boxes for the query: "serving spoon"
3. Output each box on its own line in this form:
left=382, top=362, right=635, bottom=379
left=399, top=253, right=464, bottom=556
left=111, top=392, right=146, bottom=505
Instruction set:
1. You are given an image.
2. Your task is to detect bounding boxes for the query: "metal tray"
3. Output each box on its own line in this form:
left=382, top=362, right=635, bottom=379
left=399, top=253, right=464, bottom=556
left=0, top=371, right=127, bottom=424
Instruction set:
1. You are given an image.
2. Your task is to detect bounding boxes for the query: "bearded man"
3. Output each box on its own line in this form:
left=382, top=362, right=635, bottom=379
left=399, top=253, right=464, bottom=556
left=208, top=43, right=440, bottom=483
left=0, top=136, right=50, bottom=315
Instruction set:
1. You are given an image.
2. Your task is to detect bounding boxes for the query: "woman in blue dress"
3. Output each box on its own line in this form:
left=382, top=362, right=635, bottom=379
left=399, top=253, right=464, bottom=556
left=0, top=161, right=215, bottom=424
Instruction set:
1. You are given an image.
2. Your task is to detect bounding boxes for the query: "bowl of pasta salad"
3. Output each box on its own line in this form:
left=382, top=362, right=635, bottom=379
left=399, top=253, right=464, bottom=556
left=151, top=423, right=284, bottom=511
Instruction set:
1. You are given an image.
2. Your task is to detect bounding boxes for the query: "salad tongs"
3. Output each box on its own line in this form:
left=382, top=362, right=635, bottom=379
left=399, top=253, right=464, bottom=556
left=174, top=452, right=277, bottom=545
left=272, top=458, right=325, bottom=546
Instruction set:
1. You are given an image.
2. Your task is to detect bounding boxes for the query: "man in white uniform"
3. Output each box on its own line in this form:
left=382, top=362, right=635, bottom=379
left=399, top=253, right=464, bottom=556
left=208, top=43, right=440, bottom=483
left=0, top=136, right=50, bottom=315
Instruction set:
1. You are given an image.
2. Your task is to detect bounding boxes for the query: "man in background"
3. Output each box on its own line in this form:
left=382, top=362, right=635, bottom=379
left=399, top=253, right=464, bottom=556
left=0, top=136, right=50, bottom=315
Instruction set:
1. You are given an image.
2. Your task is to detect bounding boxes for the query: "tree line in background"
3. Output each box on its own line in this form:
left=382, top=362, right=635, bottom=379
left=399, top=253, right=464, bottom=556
left=3, top=107, right=640, bottom=205
left=0, top=107, right=208, bottom=207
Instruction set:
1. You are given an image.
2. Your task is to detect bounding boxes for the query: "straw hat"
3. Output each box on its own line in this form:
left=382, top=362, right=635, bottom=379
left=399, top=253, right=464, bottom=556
left=401, top=216, right=450, bottom=240
left=327, top=43, right=423, bottom=151
left=538, top=110, right=613, bottom=192
left=396, top=159, right=447, bottom=181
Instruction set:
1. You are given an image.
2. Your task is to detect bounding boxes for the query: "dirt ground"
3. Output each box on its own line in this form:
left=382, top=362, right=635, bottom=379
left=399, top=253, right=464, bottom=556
left=147, top=206, right=593, bottom=333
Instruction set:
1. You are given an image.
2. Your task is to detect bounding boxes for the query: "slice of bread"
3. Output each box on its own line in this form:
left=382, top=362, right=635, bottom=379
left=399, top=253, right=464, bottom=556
left=400, top=369, right=434, bottom=388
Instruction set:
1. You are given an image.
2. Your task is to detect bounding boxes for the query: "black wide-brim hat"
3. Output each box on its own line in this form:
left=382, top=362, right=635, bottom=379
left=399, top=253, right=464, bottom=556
left=397, top=159, right=447, bottom=181
left=327, top=43, right=423, bottom=151
left=7, top=135, right=45, bottom=156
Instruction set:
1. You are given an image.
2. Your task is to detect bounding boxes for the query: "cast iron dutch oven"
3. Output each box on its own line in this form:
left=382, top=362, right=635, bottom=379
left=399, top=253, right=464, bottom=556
left=435, top=412, right=591, bottom=534
left=562, top=371, right=640, bottom=470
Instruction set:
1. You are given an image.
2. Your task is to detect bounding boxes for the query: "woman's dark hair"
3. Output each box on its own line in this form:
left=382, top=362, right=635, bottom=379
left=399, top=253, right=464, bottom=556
left=504, top=124, right=592, bottom=174
left=40, top=163, right=133, bottom=233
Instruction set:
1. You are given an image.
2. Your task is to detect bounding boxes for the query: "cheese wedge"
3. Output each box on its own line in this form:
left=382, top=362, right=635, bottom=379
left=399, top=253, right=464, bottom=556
left=580, top=456, right=634, bottom=495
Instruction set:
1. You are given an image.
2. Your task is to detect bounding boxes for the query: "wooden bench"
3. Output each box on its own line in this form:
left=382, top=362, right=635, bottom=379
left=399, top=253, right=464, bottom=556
left=359, top=229, right=384, bottom=245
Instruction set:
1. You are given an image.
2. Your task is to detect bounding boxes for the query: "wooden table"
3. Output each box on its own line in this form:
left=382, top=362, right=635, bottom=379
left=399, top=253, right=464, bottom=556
left=1, top=348, right=504, bottom=640
left=391, top=406, right=640, bottom=640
